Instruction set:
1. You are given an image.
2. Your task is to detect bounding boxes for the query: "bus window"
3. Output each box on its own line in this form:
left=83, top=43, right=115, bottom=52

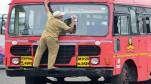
left=145, top=17, right=151, bottom=33
left=113, top=16, right=119, bottom=35
left=51, top=4, right=108, bottom=36
left=9, top=8, right=15, bottom=35
left=9, top=4, right=108, bottom=36
left=113, top=15, right=129, bottom=35
left=120, top=16, right=129, bottom=35
left=138, top=15, right=146, bottom=34
left=9, top=5, right=47, bottom=36
left=130, top=9, right=138, bottom=34
left=149, top=16, right=151, bottom=33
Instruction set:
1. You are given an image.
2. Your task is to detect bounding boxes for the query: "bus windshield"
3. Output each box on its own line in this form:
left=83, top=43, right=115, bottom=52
left=9, top=4, right=109, bottom=36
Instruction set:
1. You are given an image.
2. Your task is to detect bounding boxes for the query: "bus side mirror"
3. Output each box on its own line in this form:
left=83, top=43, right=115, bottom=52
left=0, top=14, right=7, bottom=35
left=0, top=15, right=2, bottom=34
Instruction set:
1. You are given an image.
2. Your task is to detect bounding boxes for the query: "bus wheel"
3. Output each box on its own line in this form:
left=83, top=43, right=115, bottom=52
left=88, top=76, right=100, bottom=84
left=25, top=76, right=47, bottom=84
left=111, top=64, right=132, bottom=84
left=56, top=77, right=66, bottom=84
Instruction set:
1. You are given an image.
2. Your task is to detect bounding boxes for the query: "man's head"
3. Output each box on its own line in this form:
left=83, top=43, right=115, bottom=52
left=53, top=11, right=65, bottom=20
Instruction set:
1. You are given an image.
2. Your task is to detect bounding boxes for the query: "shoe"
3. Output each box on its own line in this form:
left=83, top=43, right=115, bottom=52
left=48, top=67, right=57, bottom=71
left=52, top=67, right=57, bottom=69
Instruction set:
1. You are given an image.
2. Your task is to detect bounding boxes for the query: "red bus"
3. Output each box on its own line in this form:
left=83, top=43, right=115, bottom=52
left=4, top=0, right=151, bottom=84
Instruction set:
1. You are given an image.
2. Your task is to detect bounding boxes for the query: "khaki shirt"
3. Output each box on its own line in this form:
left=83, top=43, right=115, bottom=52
left=42, top=11, right=70, bottom=40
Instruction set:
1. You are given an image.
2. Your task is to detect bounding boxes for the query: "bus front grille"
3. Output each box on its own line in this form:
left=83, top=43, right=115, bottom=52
left=10, top=45, right=32, bottom=56
left=33, top=45, right=75, bottom=64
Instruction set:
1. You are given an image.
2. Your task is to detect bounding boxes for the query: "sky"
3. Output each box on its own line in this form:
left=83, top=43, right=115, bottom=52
left=0, top=0, right=10, bottom=14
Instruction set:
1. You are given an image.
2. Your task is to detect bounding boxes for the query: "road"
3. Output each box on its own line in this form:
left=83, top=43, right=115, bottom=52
left=1, top=69, right=151, bottom=84
left=0, top=70, right=25, bottom=84
left=0, top=69, right=94, bottom=84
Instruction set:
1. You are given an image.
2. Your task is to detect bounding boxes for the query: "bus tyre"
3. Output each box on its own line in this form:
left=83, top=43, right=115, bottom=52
left=56, top=77, right=65, bottom=83
left=88, top=76, right=100, bottom=84
left=25, top=76, right=47, bottom=84
left=112, top=64, right=132, bottom=84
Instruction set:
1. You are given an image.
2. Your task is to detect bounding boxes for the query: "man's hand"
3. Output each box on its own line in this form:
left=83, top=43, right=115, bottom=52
left=44, top=0, right=49, bottom=5
left=44, top=0, right=50, bottom=13
left=71, top=15, right=78, bottom=22
left=67, top=15, right=77, bottom=34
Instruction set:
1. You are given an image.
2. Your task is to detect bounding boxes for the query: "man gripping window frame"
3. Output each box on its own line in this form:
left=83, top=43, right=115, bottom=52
left=33, top=0, right=77, bottom=70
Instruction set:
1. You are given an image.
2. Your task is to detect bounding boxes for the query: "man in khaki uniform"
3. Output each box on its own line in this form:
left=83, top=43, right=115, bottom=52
left=33, top=0, right=77, bottom=70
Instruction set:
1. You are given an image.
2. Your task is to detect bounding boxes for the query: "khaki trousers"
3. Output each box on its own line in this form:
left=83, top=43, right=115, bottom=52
left=33, top=36, right=59, bottom=69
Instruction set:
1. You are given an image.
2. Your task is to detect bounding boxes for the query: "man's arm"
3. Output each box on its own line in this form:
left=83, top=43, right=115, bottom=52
left=44, top=0, right=50, bottom=13
left=56, top=20, right=76, bottom=34
left=44, top=0, right=53, bottom=18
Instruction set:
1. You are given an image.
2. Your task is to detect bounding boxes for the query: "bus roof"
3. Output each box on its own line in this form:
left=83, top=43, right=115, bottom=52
left=11, top=0, right=151, bottom=7
left=114, top=0, right=151, bottom=7
left=11, top=0, right=112, bottom=3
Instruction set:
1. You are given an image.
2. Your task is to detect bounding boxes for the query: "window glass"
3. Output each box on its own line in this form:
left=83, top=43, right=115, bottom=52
left=120, top=16, right=129, bottom=35
left=149, top=16, right=151, bottom=34
left=138, top=15, right=146, bottom=34
left=115, top=6, right=129, bottom=13
left=113, top=15, right=129, bottom=35
left=145, top=16, right=151, bottom=33
left=9, top=5, right=47, bottom=36
left=51, top=4, right=109, bottom=36
left=136, top=7, right=145, bottom=14
left=9, top=4, right=109, bottom=36
left=113, top=16, right=120, bottom=35
left=130, top=10, right=138, bottom=34
left=145, top=8, right=151, bottom=13
left=9, top=8, right=15, bottom=35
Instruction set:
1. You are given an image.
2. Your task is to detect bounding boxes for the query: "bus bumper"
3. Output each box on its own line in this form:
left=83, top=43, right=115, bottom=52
left=6, top=68, right=113, bottom=77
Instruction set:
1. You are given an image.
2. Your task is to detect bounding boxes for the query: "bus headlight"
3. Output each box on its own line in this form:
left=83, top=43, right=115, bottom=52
left=91, top=58, right=99, bottom=65
left=11, top=58, right=20, bottom=65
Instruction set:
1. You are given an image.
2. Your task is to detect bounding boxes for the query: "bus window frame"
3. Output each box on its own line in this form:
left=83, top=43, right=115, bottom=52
left=143, top=14, right=151, bottom=35
left=8, top=3, right=110, bottom=37
left=113, top=5, right=131, bottom=36
left=113, top=5, right=151, bottom=36
left=113, top=12, right=131, bottom=36
left=129, top=7, right=139, bottom=35
left=137, top=13, right=147, bottom=35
